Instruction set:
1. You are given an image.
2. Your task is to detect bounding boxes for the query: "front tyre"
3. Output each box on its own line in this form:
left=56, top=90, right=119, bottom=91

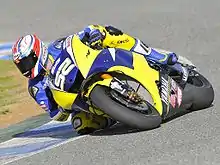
left=90, top=86, right=162, bottom=130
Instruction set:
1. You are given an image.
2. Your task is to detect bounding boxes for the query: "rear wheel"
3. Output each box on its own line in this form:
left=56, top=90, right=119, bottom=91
left=183, top=70, right=214, bottom=110
left=90, top=81, right=162, bottom=130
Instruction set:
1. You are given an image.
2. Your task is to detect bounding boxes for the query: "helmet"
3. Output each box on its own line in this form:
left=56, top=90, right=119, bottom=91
left=12, top=34, right=48, bottom=79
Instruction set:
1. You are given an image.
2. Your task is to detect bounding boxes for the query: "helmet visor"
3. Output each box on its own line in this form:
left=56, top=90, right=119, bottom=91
left=14, top=51, right=38, bottom=77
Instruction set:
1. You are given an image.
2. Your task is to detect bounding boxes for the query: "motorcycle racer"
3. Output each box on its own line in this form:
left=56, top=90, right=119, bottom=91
left=11, top=24, right=178, bottom=135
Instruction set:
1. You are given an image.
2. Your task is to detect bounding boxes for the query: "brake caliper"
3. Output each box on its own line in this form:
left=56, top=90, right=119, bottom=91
left=110, top=78, right=142, bottom=103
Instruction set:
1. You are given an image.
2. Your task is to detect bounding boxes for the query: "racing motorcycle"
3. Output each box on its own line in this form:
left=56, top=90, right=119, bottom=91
left=47, top=35, right=214, bottom=130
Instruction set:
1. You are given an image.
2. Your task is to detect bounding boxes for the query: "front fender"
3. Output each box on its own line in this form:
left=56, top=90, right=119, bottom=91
left=85, top=77, right=113, bottom=98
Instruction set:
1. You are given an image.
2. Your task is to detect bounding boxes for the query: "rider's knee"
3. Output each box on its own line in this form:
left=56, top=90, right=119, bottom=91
left=71, top=111, right=108, bottom=135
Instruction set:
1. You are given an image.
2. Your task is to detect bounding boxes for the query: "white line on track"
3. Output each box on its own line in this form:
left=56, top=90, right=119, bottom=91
left=2, top=135, right=88, bottom=165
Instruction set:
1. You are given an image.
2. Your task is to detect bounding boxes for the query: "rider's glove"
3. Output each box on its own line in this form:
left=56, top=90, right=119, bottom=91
left=88, top=29, right=104, bottom=47
left=166, top=53, right=178, bottom=65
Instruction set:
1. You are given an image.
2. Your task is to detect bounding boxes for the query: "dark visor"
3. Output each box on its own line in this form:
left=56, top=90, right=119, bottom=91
left=15, top=51, right=38, bottom=77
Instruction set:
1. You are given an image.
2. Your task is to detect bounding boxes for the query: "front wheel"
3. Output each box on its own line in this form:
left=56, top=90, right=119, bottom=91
left=90, top=85, right=162, bottom=130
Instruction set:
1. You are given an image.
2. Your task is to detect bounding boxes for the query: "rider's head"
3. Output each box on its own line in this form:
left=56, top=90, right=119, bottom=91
left=12, top=34, right=48, bottom=79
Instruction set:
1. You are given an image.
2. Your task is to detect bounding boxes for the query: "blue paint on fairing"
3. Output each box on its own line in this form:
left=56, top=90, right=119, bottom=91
left=88, top=48, right=134, bottom=77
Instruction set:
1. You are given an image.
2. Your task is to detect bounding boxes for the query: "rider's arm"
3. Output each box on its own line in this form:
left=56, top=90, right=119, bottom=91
left=78, top=24, right=136, bottom=50
left=28, top=76, right=70, bottom=121
left=78, top=24, right=177, bottom=65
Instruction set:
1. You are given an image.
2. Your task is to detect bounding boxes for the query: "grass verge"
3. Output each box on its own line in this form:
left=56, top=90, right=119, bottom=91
left=0, top=60, right=44, bottom=128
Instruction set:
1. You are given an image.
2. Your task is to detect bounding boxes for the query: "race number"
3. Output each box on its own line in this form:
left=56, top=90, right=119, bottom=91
left=54, top=57, right=75, bottom=90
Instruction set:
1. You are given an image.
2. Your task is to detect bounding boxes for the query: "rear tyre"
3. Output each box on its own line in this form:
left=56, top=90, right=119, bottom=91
left=183, top=70, right=214, bottom=110
left=90, top=85, right=162, bottom=130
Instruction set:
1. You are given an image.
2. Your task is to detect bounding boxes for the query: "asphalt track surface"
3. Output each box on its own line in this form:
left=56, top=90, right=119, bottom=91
left=1, top=0, right=220, bottom=164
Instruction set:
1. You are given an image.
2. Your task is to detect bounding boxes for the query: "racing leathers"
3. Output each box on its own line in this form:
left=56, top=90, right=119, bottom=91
left=28, top=24, right=178, bottom=134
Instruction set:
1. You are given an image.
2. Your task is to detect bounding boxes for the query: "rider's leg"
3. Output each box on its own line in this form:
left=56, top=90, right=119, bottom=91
left=131, top=39, right=177, bottom=65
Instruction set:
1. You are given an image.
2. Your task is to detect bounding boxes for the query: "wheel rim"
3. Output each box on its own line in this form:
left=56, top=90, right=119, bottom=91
left=107, top=79, right=155, bottom=115
left=187, top=71, right=204, bottom=87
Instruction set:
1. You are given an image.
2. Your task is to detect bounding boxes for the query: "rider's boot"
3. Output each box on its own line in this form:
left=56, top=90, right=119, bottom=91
left=71, top=111, right=116, bottom=135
